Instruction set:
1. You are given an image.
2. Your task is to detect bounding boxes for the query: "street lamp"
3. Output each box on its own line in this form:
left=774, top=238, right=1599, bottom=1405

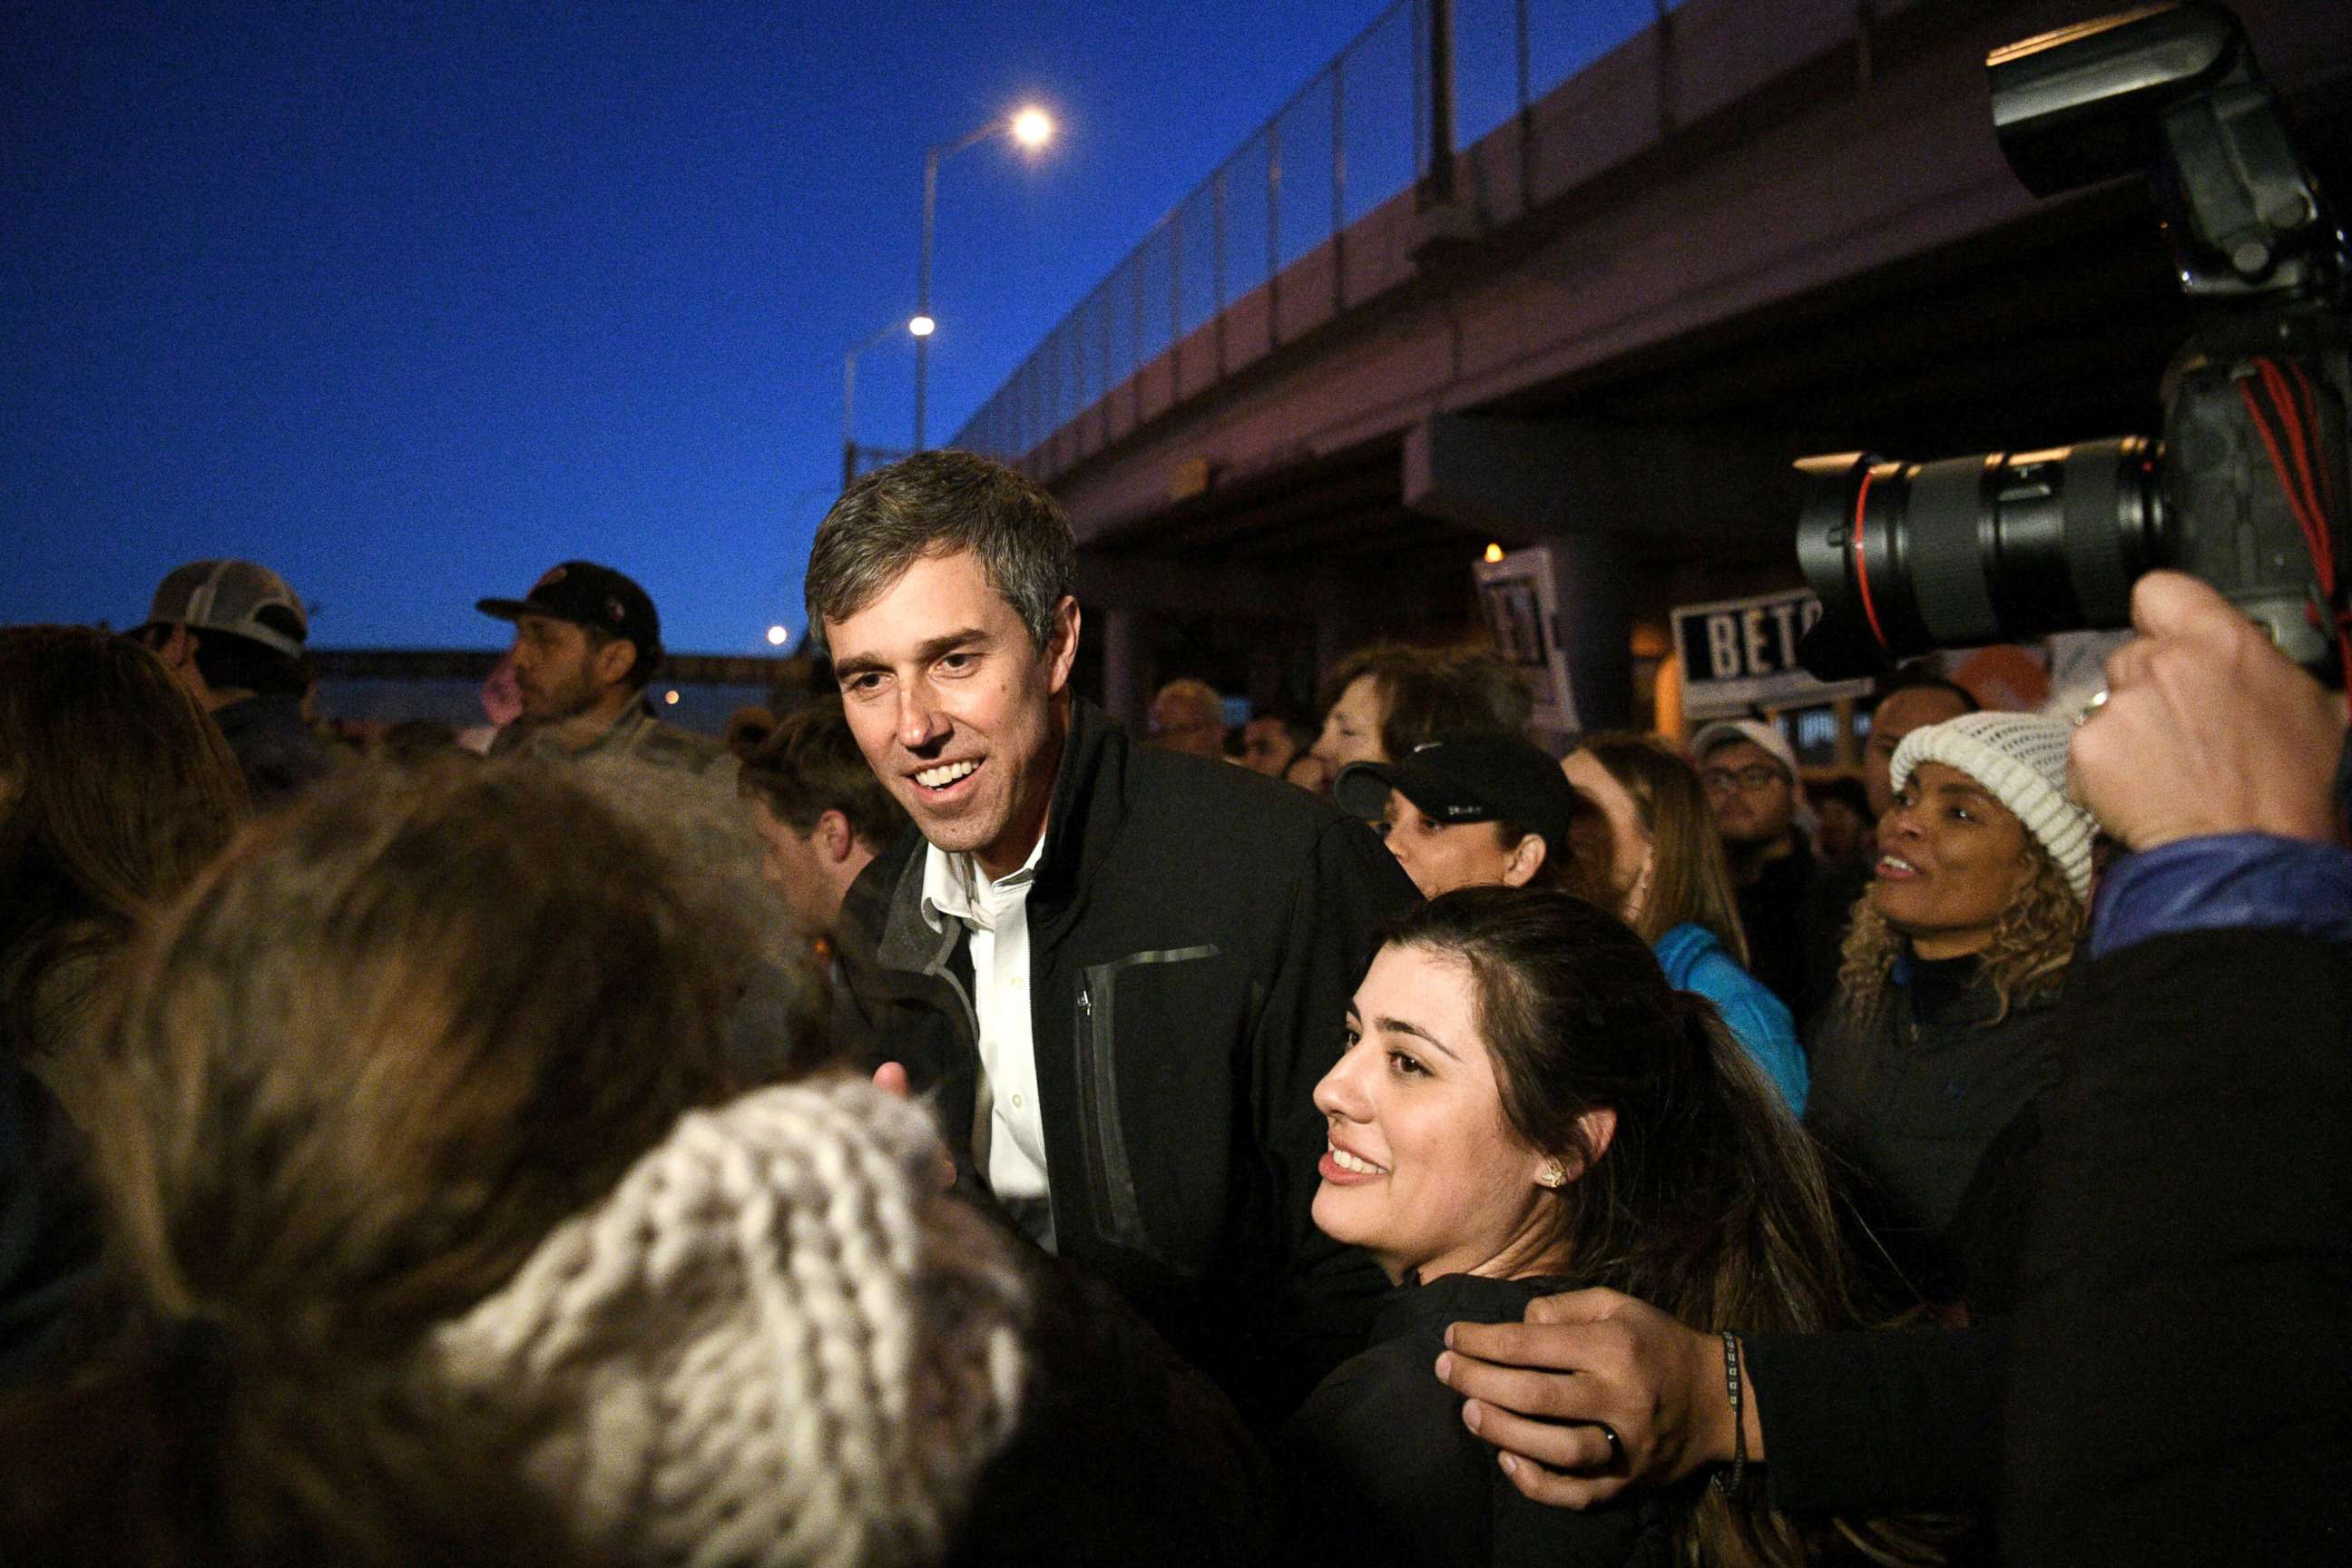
left=915, top=103, right=1054, bottom=450
left=844, top=316, right=926, bottom=490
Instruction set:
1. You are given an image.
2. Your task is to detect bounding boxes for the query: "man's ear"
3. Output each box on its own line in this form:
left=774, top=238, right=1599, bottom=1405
left=816, top=808, right=855, bottom=864
left=1043, top=595, right=1081, bottom=696
left=593, top=637, right=638, bottom=688
left=1500, top=833, right=1548, bottom=888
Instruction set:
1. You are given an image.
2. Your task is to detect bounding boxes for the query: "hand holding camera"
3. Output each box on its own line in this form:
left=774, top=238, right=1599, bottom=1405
left=2072, top=570, right=2347, bottom=848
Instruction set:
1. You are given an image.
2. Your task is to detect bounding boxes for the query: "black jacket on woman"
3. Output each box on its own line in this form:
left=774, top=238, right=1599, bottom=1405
left=1279, top=1273, right=1672, bottom=1568
left=1804, top=954, right=2066, bottom=1303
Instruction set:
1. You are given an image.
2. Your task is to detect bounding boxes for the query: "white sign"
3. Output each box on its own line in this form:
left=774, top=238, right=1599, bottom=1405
left=1474, top=546, right=1578, bottom=740
left=1671, top=588, right=1874, bottom=720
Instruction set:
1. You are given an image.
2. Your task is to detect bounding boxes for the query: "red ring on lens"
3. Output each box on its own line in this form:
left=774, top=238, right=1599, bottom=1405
left=1852, top=466, right=1889, bottom=653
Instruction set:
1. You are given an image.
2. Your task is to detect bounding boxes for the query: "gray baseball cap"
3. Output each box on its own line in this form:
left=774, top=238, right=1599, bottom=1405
left=142, top=560, right=309, bottom=659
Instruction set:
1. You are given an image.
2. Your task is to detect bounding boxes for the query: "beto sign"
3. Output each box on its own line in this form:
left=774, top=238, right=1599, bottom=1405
left=1473, top=544, right=1578, bottom=740
left=1672, top=588, right=1872, bottom=720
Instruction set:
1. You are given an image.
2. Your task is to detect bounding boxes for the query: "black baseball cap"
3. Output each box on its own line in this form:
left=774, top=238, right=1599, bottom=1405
left=477, top=561, right=663, bottom=667
left=1336, top=731, right=1591, bottom=860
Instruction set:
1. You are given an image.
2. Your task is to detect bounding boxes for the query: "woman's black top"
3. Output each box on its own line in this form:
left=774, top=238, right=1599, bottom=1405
left=1279, top=1272, right=1672, bottom=1568
left=1805, top=953, right=2065, bottom=1304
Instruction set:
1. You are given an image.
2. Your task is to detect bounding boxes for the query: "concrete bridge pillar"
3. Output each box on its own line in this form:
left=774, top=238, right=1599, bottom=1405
left=1098, top=606, right=1152, bottom=735
left=1404, top=411, right=1795, bottom=731
left=1539, top=532, right=1635, bottom=735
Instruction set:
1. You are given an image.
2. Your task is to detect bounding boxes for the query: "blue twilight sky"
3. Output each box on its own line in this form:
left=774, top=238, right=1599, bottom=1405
left=5, top=0, right=1660, bottom=654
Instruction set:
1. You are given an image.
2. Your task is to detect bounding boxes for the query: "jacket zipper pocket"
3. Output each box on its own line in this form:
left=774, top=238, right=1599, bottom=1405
left=1073, top=977, right=1152, bottom=1254
left=1073, top=986, right=1112, bottom=1230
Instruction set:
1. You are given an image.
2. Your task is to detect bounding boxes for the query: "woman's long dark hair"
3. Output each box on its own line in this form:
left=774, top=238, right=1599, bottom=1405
left=1393, top=888, right=1843, bottom=1336
left=1387, top=887, right=1909, bottom=1568
left=0, top=628, right=247, bottom=1073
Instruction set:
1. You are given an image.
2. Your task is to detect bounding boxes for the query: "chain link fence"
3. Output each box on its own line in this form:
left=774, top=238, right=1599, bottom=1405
left=953, top=1, right=1691, bottom=458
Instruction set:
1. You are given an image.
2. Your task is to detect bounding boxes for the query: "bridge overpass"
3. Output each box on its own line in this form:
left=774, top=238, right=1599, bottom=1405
left=948, top=0, right=2352, bottom=731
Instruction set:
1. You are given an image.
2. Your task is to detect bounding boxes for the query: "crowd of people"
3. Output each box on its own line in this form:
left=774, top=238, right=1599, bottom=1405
left=2, top=448, right=2346, bottom=1566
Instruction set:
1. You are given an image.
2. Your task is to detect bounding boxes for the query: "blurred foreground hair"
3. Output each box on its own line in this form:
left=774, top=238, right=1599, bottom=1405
left=0, top=627, right=247, bottom=1072
left=2, top=756, right=799, bottom=1561
left=0, top=1340, right=586, bottom=1568
left=84, top=758, right=759, bottom=1355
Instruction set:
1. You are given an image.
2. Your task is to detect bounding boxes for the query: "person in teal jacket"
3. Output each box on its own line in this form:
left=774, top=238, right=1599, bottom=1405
left=1650, top=923, right=1804, bottom=1113
left=1563, top=733, right=1807, bottom=1114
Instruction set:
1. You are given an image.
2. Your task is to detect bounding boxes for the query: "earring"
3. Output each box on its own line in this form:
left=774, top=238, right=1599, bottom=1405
left=1537, top=1161, right=1567, bottom=1189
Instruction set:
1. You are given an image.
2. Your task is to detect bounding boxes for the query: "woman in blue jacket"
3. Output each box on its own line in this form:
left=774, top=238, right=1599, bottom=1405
left=1562, top=734, right=1805, bottom=1114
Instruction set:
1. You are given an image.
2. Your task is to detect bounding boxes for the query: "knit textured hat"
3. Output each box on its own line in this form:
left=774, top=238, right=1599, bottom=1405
left=435, top=1079, right=1028, bottom=1568
left=1890, top=710, right=2097, bottom=904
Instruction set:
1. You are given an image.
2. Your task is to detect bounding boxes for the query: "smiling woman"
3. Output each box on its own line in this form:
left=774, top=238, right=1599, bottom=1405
left=1806, top=710, right=2096, bottom=1313
left=1280, top=887, right=1876, bottom=1568
left=1309, top=942, right=1567, bottom=1286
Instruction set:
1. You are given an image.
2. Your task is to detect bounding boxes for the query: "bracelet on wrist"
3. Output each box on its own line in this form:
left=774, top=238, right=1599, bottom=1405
left=1709, top=1329, right=1748, bottom=1496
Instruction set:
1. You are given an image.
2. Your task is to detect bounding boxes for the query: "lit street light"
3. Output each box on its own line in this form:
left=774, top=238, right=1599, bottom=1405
left=1011, top=107, right=1053, bottom=149
left=915, top=104, right=1054, bottom=450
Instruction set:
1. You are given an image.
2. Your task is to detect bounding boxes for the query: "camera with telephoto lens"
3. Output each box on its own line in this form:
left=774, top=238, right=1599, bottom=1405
left=1793, top=1, right=2350, bottom=682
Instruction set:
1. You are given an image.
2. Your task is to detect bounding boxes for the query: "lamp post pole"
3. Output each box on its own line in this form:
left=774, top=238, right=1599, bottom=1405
left=914, top=108, right=1053, bottom=451
left=844, top=318, right=916, bottom=491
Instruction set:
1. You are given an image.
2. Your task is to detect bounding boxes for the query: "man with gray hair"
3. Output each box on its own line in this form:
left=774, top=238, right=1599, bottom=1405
left=1147, top=677, right=1228, bottom=758
left=809, top=449, right=1413, bottom=1425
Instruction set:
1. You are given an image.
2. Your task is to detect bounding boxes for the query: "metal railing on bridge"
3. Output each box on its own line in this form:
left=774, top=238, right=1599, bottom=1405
left=951, top=1, right=1693, bottom=461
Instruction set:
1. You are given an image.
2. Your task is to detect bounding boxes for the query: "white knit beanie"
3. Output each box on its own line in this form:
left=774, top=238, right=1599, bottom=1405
left=434, top=1078, right=1028, bottom=1568
left=1889, top=710, right=2098, bottom=904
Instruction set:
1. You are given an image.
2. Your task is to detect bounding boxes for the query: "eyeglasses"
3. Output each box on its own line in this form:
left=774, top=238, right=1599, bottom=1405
left=1700, top=765, right=1786, bottom=795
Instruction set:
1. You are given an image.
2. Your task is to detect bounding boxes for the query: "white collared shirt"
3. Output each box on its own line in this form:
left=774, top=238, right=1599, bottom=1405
left=920, top=830, right=1051, bottom=1202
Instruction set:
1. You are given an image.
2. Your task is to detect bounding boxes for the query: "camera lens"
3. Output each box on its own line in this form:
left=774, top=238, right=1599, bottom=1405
left=1792, top=436, right=2168, bottom=678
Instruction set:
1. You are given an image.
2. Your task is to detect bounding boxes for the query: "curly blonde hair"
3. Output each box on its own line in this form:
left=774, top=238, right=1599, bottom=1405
left=1835, top=838, right=2083, bottom=1025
